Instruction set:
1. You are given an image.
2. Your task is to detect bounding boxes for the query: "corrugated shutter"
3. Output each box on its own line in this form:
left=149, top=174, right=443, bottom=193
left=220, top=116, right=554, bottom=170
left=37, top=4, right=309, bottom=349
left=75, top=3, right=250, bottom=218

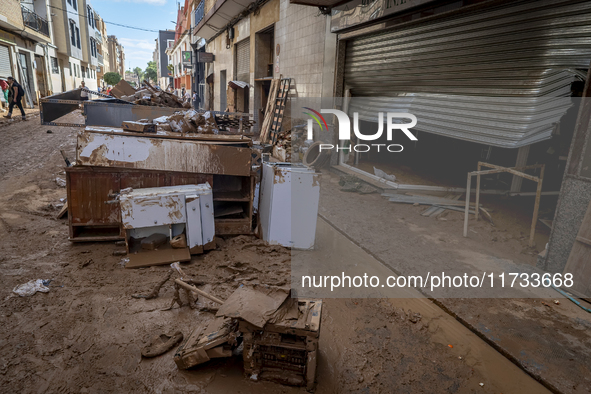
left=0, top=45, right=12, bottom=79
left=344, top=0, right=591, bottom=148
left=236, top=38, right=250, bottom=83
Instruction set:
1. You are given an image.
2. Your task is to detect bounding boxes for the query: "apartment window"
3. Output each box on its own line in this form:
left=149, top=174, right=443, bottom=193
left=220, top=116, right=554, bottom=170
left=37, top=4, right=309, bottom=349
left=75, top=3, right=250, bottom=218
left=82, top=66, right=86, bottom=78
left=75, top=27, right=81, bottom=49
left=67, top=0, right=72, bottom=5
left=87, top=7, right=95, bottom=29
left=69, top=62, right=72, bottom=76
left=69, top=20, right=76, bottom=46
left=72, top=0, right=77, bottom=11
left=51, top=57, right=59, bottom=74
left=90, top=38, right=96, bottom=57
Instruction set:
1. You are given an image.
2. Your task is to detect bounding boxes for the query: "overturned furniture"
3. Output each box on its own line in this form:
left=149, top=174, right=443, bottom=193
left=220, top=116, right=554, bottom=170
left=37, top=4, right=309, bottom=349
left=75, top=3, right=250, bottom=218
left=239, top=299, right=321, bottom=390
left=119, top=184, right=215, bottom=268
left=464, top=161, right=544, bottom=247
left=67, top=126, right=255, bottom=241
left=216, top=285, right=322, bottom=390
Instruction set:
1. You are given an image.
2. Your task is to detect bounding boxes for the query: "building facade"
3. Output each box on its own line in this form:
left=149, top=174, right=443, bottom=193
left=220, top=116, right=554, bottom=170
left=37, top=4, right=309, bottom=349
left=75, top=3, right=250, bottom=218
left=95, top=13, right=109, bottom=88
left=0, top=0, right=55, bottom=106
left=193, top=0, right=335, bottom=127
left=107, top=35, right=124, bottom=80
left=167, top=1, right=194, bottom=95
left=155, top=30, right=175, bottom=89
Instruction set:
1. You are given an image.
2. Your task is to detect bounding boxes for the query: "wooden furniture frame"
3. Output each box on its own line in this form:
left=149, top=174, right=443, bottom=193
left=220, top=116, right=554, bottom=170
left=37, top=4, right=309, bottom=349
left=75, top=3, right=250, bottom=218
left=464, top=161, right=545, bottom=247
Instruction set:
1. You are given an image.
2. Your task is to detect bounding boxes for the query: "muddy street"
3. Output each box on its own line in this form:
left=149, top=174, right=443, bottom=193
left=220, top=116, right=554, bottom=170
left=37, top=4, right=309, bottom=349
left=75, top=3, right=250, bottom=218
left=0, top=113, right=559, bottom=393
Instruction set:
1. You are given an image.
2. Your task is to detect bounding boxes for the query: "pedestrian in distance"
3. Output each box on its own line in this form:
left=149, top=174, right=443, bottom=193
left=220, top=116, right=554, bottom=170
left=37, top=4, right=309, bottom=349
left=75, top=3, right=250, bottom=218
left=2, top=77, right=26, bottom=121
left=0, top=78, right=9, bottom=112
left=80, top=81, right=89, bottom=101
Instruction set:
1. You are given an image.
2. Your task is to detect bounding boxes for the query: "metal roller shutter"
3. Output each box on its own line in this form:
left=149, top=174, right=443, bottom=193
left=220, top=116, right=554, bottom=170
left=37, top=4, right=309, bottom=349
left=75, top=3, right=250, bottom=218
left=0, top=45, right=12, bottom=78
left=236, top=38, right=250, bottom=83
left=344, top=0, right=591, bottom=148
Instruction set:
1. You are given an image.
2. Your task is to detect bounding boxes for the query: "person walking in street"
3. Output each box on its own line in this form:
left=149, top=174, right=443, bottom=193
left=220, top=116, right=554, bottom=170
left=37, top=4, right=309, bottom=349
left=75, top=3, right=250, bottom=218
left=0, top=78, right=9, bottom=113
left=192, top=91, right=198, bottom=109
left=3, top=77, right=26, bottom=121
left=80, top=81, right=89, bottom=101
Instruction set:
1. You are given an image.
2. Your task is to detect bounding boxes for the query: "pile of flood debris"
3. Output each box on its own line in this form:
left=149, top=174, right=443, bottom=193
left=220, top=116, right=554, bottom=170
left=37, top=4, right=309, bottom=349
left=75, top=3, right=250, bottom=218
left=111, top=79, right=190, bottom=109
left=121, top=109, right=254, bottom=135
left=137, top=262, right=321, bottom=391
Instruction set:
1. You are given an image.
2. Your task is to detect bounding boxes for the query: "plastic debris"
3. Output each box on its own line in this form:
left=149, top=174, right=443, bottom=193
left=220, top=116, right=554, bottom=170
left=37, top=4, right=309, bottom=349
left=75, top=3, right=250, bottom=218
left=55, top=177, right=66, bottom=187
left=13, top=279, right=50, bottom=297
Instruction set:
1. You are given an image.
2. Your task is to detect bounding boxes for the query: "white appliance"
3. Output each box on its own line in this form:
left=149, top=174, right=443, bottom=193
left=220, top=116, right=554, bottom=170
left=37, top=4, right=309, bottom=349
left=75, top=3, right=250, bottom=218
left=259, top=162, right=320, bottom=249
left=120, top=183, right=215, bottom=255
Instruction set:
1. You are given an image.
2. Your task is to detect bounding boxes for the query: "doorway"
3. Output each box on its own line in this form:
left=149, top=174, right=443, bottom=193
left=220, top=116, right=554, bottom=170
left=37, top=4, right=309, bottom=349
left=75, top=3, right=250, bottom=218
left=34, top=55, right=47, bottom=98
left=220, top=69, right=226, bottom=111
left=59, top=59, right=66, bottom=92
left=18, top=52, right=34, bottom=105
left=254, top=24, right=274, bottom=134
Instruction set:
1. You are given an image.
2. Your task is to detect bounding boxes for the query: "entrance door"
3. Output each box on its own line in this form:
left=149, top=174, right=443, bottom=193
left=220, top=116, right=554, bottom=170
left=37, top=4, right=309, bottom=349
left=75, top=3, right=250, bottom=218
left=35, top=55, right=47, bottom=98
left=59, top=59, right=66, bottom=92
left=220, top=70, right=227, bottom=111
left=18, top=52, right=34, bottom=104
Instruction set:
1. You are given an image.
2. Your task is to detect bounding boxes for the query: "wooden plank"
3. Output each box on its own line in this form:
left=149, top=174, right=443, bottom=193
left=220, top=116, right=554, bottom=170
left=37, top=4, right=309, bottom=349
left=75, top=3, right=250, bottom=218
left=56, top=202, right=68, bottom=219
left=125, top=246, right=191, bottom=269
left=260, top=79, right=279, bottom=143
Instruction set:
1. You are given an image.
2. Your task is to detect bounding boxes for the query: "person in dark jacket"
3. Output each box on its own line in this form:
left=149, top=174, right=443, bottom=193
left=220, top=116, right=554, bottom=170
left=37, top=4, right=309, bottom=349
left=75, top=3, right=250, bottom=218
left=3, top=76, right=26, bottom=121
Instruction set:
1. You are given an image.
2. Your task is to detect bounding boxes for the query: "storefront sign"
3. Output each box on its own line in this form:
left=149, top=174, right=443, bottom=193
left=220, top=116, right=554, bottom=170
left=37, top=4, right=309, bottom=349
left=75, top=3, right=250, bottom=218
left=182, top=51, right=192, bottom=66
left=197, top=52, right=215, bottom=63
left=331, top=0, right=439, bottom=32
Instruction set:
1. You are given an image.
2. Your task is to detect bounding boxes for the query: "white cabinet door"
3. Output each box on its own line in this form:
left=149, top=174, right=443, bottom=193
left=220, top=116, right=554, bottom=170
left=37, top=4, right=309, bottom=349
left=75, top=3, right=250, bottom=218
left=185, top=194, right=203, bottom=250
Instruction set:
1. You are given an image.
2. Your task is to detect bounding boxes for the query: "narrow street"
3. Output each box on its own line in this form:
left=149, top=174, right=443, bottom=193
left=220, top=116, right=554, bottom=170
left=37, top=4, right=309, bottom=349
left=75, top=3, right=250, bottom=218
left=0, top=114, right=557, bottom=393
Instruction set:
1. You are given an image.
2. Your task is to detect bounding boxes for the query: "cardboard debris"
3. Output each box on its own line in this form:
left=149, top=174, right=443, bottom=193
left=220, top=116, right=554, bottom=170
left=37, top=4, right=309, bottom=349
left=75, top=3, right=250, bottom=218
left=110, top=79, right=136, bottom=99
left=122, top=121, right=156, bottom=133
left=215, top=285, right=292, bottom=328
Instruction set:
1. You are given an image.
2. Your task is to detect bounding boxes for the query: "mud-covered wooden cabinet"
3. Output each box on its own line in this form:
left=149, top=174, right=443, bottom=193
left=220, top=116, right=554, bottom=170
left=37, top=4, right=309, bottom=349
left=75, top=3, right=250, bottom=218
left=66, top=166, right=254, bottom=241
left=66, top=166, right=212, bottom=242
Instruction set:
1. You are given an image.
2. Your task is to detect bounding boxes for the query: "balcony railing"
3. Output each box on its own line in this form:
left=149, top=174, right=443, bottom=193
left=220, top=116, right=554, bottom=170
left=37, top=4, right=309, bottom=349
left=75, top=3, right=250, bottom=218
left=98, top=53, right=104, bottom=66
left=194, top=1, right=204, bottom=26
left=21, top=5, right=49, bottom=37
left=96, top=31, right=103, bottom=44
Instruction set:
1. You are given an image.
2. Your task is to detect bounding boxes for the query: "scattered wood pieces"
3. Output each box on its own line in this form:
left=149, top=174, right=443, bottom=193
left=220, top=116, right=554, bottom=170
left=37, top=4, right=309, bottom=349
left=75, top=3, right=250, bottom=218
left=56, top=202, right=68, bottom=219
left=174, top=279, right=225, bottom=305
